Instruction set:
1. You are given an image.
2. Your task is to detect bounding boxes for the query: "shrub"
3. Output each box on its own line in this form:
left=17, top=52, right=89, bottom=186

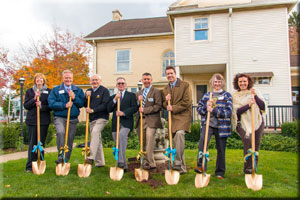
left=260, top=134, right=298, bottom=152
left=186, top=122, right=201, bottom=142
left=281, top=120, right=299, bottom=138
left=1, top=124, right=20, bottom=149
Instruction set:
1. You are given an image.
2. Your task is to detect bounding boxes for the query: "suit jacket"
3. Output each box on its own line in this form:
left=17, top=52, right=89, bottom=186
left=107, top=91, right=138, bottom=132
left=136, top=86, right=162, bottom=129
left=162, top=78, right=192, bottom=133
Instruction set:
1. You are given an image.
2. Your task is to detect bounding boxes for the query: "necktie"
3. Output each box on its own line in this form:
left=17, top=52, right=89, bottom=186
left=120, top=92, right=122, bottom=102
left=142, top=89, right=148, bottom=107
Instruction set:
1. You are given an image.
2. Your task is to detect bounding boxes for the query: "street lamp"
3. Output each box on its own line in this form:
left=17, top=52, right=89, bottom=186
left=137, top=80, right=143, bottom=91
left=19, top=76, right=25, bottom=137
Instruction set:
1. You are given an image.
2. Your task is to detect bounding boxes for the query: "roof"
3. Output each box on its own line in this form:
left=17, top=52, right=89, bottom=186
left=84, top=17, right=173, bottom=40
left=244, top=72, right=274, bottom=77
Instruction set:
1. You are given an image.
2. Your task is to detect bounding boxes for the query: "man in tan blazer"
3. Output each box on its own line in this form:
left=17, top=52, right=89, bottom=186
left=136, top=72, right=162, bottom=169
left=162, top=66, right=192, bottom=174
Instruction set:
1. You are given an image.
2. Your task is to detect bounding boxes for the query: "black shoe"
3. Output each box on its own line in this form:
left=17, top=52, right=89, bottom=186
left=124, top=169, right=127, bottom=173
left=244, top=169, right=252, bottom=174
left=26, top=169, right=32, bottom=173
left=55, top=157, right=63, bottom=164
left=117, top=163, right=125, bottom=169
left=95, top=165, right=104, bottom=168
left=180, top=171, right=187, bottom=175
left=172, top=165, right=181, bottom=171
left=85, top=159, right=93, bottom=165
left=143, top=163, right=151, bottom=170
left=194, top=167, right=203, bottom=174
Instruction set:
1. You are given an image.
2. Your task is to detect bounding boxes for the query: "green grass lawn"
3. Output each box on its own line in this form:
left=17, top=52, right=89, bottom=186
left=1, top=148, right=298, bottom=198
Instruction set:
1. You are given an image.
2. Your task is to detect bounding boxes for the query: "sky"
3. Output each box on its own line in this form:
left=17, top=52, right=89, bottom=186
left=0, top=0, right=174, bottom=52
left=0, top=0, right=298, bottom=53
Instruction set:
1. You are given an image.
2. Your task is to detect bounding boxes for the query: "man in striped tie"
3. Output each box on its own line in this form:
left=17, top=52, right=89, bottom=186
left=136, top=72, right=162, bottom=170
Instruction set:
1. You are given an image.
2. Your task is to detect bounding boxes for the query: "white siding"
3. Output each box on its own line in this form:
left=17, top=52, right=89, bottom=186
left=232, top=7, right=292, bottom=105
left=175, top=13, right=229, bottom=65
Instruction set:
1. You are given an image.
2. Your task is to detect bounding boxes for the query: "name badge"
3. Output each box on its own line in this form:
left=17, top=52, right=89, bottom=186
left=217, top=96, right=224, bottom=100
left=148, top=98, right=154, bottom=102
left=59, top=90, right=65, bottom=94
left=97, top=95, right=100, bottom=98
left=247, top=94, right=252, bottom=99
left=43, top=91, right=48, bottom=94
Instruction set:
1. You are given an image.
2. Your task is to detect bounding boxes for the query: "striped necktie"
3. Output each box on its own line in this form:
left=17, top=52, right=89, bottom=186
left=142, top=89, right=148, bottom=107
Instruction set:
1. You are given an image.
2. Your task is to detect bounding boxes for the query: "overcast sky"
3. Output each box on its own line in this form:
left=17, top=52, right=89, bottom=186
left=0, top=0, right=174, bottom=52
left=0, top=0, right=298, bottom=53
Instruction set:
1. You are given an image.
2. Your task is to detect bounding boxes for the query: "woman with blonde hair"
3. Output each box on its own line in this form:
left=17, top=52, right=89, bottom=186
left=231, top=73, right=266, bottom=174
left=194, top=73, right=232, bottom=179
left=24, top=73, right=51, bottom=172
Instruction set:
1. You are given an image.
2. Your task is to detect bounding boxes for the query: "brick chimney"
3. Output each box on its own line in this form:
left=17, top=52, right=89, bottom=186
left=112, top=9, right=122, bottom=21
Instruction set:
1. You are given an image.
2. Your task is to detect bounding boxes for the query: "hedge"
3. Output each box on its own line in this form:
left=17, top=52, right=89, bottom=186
left=280, top=120, right=299, bottom=138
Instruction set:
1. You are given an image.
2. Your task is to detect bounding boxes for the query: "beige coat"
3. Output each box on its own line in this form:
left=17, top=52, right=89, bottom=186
left=162, top=78, right=192, bottom=133
left=136, top=86, right=163, bottom=129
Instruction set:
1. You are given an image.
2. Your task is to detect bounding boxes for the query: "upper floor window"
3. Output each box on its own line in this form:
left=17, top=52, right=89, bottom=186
left=162, top=51, right=175, bottom=77
left=116, top=50, right=130, bottom=72
left=194, top=17, right=208, bottom=41
left=254, top=77, right=271, bottom=85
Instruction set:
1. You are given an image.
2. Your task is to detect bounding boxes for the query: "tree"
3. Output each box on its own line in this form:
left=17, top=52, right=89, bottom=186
left=0, top=47, right=15, bottom=89
left=289, top=11, right=300, bottom=27
left=2, top=95, right=13, bottom=116
left=10, top=26, right=91, bottom=92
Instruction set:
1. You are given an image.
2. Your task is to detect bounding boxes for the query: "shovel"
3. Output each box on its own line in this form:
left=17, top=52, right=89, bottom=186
left=135, top=99, right=149, bottom=182
left=32, top=93, right=46, bottom=175
left=195, top=92, right=212, bottom=188
left=56, top=96, right=72, bottom=176
left=165, top=99, right=180, bottom=185
left=78, top=95, right=92, bottom=177
left=110, top=97, right=124, bottom=181
left=245, top=94, right=263, bottom=191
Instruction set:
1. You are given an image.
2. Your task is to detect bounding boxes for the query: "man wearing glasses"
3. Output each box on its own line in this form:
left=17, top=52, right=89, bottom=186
left=107, top=77, right=138, bottom=171
left=84, top=74, right=110, bottom=167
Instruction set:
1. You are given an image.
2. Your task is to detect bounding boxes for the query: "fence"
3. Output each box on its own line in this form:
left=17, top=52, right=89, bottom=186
left=191, top=105, right=298, bottom=130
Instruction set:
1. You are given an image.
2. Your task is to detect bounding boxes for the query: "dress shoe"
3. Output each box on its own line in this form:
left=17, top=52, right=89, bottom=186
left=95, top=165, right=104, bottom=168
left=142, top=163, right=151, bottom=170
left=85, top=159, right=93, bottom=165
left=244, top=169, right=252, bottom=174
left=55, top=157, right=63, bottom=164
left=172, top=165, right=181, bottom=171
left=194, top=167, right=203, bottom=174
left=117, top=163, right=125, bottom=169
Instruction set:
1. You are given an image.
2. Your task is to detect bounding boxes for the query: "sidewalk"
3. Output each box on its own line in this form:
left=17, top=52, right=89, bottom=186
left=0, top=144, right=76, bottom=163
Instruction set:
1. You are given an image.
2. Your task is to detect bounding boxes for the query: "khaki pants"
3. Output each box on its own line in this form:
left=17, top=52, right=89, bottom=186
left=137, top=120, right=156, bottom=168
left=87, top=118, right=108, bottom=166
left=173, top=130, right=187, bottom=173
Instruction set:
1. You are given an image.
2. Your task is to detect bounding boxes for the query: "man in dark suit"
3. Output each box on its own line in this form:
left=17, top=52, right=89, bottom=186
left=136, top=72, right=162, bottom=170
left=107, top=77, right=138, bottom=170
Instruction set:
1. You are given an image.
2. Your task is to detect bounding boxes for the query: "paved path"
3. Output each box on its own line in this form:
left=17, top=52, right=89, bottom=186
left=0, top=144, right=76, bottom=163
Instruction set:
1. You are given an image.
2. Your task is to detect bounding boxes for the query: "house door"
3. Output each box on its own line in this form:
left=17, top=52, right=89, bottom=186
left=196, top=85, right=207, bottom=103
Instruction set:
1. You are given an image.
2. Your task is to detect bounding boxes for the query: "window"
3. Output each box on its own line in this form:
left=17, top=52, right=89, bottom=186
left=109, top=89, right=114, bottom=96
left=131, top=88, right=137, bottom=94
left=194, top=17, right=208, bottom=41
left=162, top=51, right=175, bottom=77
left=292, top=87, right=299, bottom=105
left=254, top=77, right=271, bottom=85
left=116, top=50, right=130, bottom=72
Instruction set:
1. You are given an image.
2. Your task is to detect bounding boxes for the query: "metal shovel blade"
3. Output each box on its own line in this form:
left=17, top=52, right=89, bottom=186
left=195, top=173, right=211, bottom=188
left=134, top=168, right=149, bottom=182
left=110, top=167, right=124, bottom=181
left=56, top=163, right=70, bottom=176
left=245, top=174, right=263, bottom=191
left=32, top=161, right=46, bottom=175
left=165, top=169, right=180, bottom=185
left=77, top=163, right=92, bottom=178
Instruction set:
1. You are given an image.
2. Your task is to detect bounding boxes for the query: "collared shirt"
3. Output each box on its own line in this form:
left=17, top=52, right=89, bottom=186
left=64, top=84, right=72, bottom=92
left=169, top=79, right=177, bottom=89
left=92, top=85, right=100, bottom=92
left=113, top=90, right=125, bottom=104
left=143, top=85, right=152, bottom=95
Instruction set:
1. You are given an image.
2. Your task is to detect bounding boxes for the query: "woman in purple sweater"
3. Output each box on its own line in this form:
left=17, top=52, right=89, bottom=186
left=232, top=73, right=266, bottom=174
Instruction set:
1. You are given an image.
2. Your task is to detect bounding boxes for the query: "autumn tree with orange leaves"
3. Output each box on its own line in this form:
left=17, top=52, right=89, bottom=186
left=11, top=26, right=91, bottom=92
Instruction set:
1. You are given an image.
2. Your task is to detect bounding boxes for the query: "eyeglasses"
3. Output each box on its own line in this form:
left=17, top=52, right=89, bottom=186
left=117, top=82, right=125, bottom=85
left=92, top=79, right=100, bottom=81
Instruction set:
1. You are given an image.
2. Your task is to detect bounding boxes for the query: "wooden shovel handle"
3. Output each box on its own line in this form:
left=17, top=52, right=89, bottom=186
left=84, top=96, right=90, bottom=159
left=139, top=100, right=143, bottom=152
left=251, top=93, right=255, bottom=174
left=168, top=100, right=173, bottom=168
left=116, top=98, right=120, bottom=150
left=37, top=95, right=40, bottom=162
left=202, top=92, right=212, bottom=170
left=64, top=97, right=72, bottom=157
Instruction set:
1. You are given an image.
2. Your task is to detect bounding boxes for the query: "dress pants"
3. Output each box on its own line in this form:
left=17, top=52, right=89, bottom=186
left=87, top=118, right=108, bottom=166
left=197, top=126, right=227, bottom=177
left=173, top=130, right=187, bottom=173
left=25, top=124, right=49, bottom=171
left=112, top=124, right=130, bottom=169
left=54, top=117, right=78, bottom=162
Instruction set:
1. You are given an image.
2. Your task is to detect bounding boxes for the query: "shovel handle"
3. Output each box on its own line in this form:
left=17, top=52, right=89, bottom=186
left=116, top=98, right=120, bottom=153
left=64, top=97, right=72, bottom=159
left=251, top=93, right=255, bottom=174
left=37, top=94, right=40, bottom=162
left=167, top=100, right=173, bottom=168
left=139, top=100, right=143, bottom=152
left=84, top=96, right=90, bottom=159
left=202, top=92, right=212, bottom=171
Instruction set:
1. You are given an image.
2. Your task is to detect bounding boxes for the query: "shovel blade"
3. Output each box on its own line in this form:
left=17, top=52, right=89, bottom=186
left=110, top=167, right=124, bottom=181
left=77, top=163, right=92, bottom=178
left=245, top=174, right=263, bottom=191
left=32, top=161, right=46, bottom=175
left=134, top=168, right=149, bottom=182
left=165, top=169, right=180, bottom=185
left=61, top=163, right=71, bottom=176
left=195, top=173, right=210, bottom=188
left=56, top=163, right=62, bottom=176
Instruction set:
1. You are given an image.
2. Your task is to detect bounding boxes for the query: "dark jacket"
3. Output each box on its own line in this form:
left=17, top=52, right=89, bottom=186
left=107, top=91, right=138, bottom=132
left=84, top=85, right=110, bottom=122
left=48, top=83, right=85, bottom=119
left=24, top=88, right=51, bottom=126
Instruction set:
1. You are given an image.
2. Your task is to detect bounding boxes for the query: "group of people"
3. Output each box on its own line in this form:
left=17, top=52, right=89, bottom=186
left=25, top=67, right=266, bottom=180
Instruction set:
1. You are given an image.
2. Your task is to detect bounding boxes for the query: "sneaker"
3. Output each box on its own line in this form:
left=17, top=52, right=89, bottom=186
left=194, top=167, right=203, bottom=174
left=172, top=165, right=181, bottom=171
left=85, top=159, right=93, bottom=165
left=216, top=175, right=224, bottom=180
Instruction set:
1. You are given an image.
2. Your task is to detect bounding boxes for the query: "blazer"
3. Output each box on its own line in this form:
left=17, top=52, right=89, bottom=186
left=84, top=85, right=110, bottom=122
left=107, top=91, right=138, bottom=132
left=24, top=87, right=52, bottom=126
left=136, top=86, right=162, bottom=129
left=162, top=78, right=192, bottom=133
left=48, top=83, right=85, bottom=119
